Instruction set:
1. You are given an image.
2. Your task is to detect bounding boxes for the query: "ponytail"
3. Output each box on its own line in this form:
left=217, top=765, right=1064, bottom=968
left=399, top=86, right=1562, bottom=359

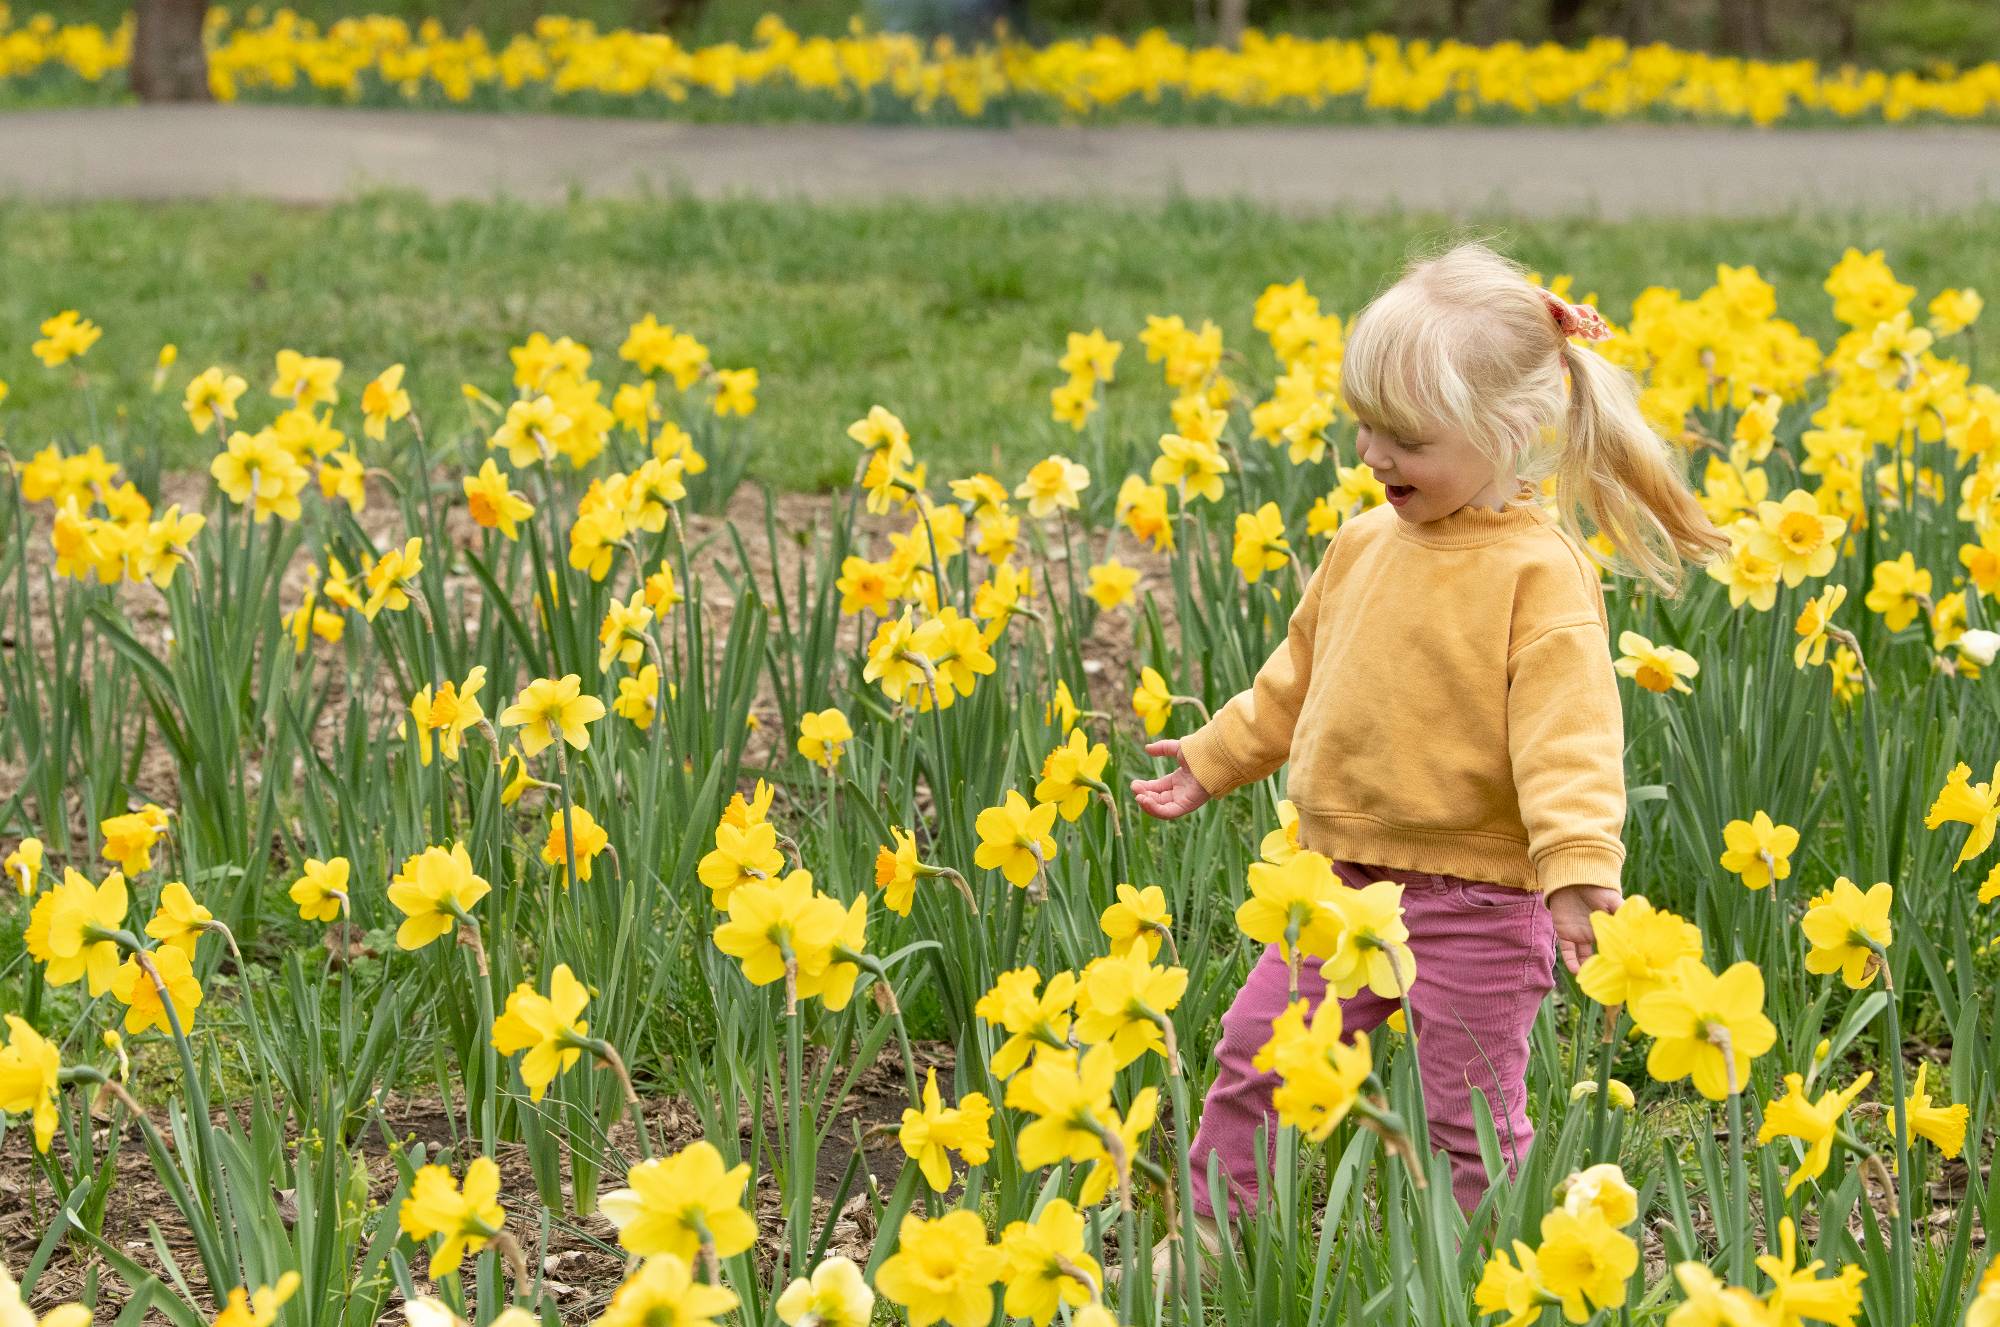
left=1554, top=339, right=1731, bottom=598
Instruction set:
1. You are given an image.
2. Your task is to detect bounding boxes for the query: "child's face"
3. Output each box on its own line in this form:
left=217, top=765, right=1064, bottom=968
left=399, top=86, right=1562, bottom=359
left=1355, top=420, right=1515, bottom=523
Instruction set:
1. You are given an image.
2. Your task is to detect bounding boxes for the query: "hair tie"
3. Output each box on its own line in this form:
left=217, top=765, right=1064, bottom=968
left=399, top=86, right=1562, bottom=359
left=1536, top=286, right=1612, bottom=343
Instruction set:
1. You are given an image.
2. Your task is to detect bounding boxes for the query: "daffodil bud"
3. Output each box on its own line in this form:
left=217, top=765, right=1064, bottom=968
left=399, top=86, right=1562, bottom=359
left=1958, top=628, right=2000, bottom=667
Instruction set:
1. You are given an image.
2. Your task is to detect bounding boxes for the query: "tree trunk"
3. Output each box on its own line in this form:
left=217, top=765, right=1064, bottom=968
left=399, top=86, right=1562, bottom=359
left=1218, top=0, right=1249, bottom=47
left=1467, top=0, right=1512, bottom=44
left=1713, top=0, right=1763, bottom=55
left=1548, top=0, right=1588, bottom=44
left=1624, top=0, right=1651, bottom=42
left=131, top=0, right=211, bottom=102
left=1833, top=0, right=1858, bottom=61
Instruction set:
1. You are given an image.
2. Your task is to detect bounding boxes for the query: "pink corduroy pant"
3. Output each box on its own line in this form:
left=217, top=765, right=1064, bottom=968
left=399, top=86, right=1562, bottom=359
left=1188, top=859, right=1557, bottom=1217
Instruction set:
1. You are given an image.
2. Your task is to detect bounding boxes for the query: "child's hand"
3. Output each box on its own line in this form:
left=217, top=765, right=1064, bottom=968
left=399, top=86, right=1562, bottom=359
left=1130, top=739, right=1211, bottom=820
left=1547, top=885, right=1620, bottom=975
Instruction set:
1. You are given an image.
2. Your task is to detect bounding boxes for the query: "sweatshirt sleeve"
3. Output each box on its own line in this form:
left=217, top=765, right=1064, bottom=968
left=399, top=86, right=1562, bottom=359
left=1178, top=548, right=1330, bottom=799
left=1506, top=614, right=1629, bottom=895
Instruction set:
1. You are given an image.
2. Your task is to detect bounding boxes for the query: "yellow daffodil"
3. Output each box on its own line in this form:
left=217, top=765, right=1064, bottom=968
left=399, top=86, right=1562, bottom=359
left=387, top=843, right=490, bottom=951
left=712, top=869, right=844, bottom=994
left=271, top=348, right=342, bottom=408
left=797, top=707, right=853, bottom=772
left=1799, top=877, right=1892, bottom=987
left=289, top=856, right=350, bottom=923
left=24, top=867, right=128, bottom=995
left=1567, top=1079, right=1636, bottom=1109
left=500, top=674, right=606, bottom=757
left=1754, top=1217, right=1865, bottom=1327
left=1792, top=584, right=1847, bottom=669
left=775, top=1255, right=875, bottom=1327
left=898, top=1067, right=994, bottom=1193
left=143, top=880, right=211, bottom=960
left=1719, top=811, right=1800, bottom=890
left=1664, top=1262, right=1774, bottom=1327
left=1131, top=664, right=1176, bottom=735
left=210, top=429, right=308, bottom=524
left=600, top=1139, right=756, bottom=1261
left=1317, top=878, right=1418, bottom=1000
left=463, top=458, right=534, bottom=539
left=1747, top=490, right=1846, bottom=587
left=210, top=1272, right=302, bottom=1327
left=398, top=1156, right=504, bottom=1278
left=1013, top=454, right=1090, bottom=520
left=1758, top=1070, right=1872, bottom=1196
left=1904, top=1063, right=1969, bottom=1157
left=1558, top=1164, right=1639, bottom=1228
left=1925, top=760, right=2000, bottom=868
left=1073, top=946, right=1188, bottom=1068
left=1034, top=728, right=1109, bottom=822
left=5, top=838, right=43, bottom=897
left=32, top=309, right=100, bottom=367
left=183, top=366, right=247, bottom=433
left=1630, top=958, right=1777, bottom=1100
left=1863, top=551, right=1932, bottom=632
left=698, top=819, right=784, bottom=910
left=997, top=1198, right=1098, bottom=1327
left=1475, top=1240, right=1556, bottom=1327
left=1099, top=883, right=1172, bottom=960
left=361, top=536, right=423, bottom=619
left=973, top=790, right=1058, bottom=888
left=99, top=803, right=170, bottom=875
left=361, top=363, right=411, bottom=440
left=875, top=1209, right=1002, bottom=1327
left=1086, top=559, right=1139, bottom=610
left=597, top=1255, right=736, bottom=1327
left=109, top=945, right=203, bottom=1036
left=491, top=963, right=591, bottom=1101
left=1575, top=894, right=1704, bottom=1006
left=1535, top=1206, right=1639, bottom=1323
left=1231, top=501, right=1291, bottom=584
left=540, top=805, right=609, bottom=888
left=1238, top=848, right=1345, bottom=964
left=0, top=1015, right=63, bottom=1153
left=974, top=967, right=1076, bottom=1079
left=410, top=665, right=488, bottom=766
left=1614, top=630, right=1700, bottom=694
left=1254, top=998, right=1372, bottom=1142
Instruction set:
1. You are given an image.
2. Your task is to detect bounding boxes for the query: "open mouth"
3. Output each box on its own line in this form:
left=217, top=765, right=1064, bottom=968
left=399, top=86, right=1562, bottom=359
left=1384, top=483, right=1416, bottom=505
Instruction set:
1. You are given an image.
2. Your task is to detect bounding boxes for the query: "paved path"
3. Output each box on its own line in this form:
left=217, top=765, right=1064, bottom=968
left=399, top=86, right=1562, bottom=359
left=11, top=105, right=2000, bottom=216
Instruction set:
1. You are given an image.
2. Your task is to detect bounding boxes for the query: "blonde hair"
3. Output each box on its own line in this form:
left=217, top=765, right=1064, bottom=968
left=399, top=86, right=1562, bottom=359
left=1340, top=238, right=1729, bottom=596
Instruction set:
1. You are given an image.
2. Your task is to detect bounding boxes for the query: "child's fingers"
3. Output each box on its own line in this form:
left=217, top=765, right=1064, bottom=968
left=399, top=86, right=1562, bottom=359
left=1142, top=739, right=1180, bottom=758
left=1557, top=935, right=1583, bottom=974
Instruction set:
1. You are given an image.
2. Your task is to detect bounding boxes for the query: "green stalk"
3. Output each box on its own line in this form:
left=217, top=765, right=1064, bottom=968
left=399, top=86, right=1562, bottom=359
left=1724, top=1061, right=1748, bottom=1287
left=1870, top=941, right=1915, bottom=1325
left=116, top=934, right=241, bottom=1285
left=782, top=954, right=811, bottom=1274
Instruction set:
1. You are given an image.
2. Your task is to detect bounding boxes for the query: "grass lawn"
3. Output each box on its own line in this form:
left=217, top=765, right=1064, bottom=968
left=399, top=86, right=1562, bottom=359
left=6, top=190, right=1999, bottom=489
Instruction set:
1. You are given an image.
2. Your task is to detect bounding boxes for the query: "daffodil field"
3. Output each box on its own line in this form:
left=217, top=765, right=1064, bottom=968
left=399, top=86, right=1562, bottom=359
left=9, top=7, right=2000, bottom=125
left=2, top=247, right=2000, bottom=1327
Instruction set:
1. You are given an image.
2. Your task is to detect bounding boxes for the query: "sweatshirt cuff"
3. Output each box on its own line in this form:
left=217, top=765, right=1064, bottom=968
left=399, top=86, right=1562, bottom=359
left=1179, top=725, right=1248, bottom=801
left=1535, top=844, right=1626, bottom=896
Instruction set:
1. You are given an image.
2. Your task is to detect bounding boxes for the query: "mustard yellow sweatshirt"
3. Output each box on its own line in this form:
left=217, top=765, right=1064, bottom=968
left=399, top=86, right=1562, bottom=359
left=1179, top=495, right=1627, bottom=896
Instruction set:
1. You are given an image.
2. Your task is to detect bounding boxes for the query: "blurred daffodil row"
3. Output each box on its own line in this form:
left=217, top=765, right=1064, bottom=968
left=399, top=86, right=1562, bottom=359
left=6, top=8, right=2000, bottom=124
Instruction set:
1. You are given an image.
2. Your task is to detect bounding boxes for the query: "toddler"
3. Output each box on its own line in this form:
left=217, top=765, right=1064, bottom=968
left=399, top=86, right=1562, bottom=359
left=1131, top=241, right=1730, bottom=1238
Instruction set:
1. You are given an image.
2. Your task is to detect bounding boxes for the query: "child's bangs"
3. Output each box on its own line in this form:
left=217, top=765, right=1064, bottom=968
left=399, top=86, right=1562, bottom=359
left=1340, top=291, right=1474, bottom=446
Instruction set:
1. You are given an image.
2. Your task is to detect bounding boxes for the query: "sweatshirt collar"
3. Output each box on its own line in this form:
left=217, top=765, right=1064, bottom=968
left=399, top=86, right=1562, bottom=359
left=1393, top=487, right=1551, bottom=549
